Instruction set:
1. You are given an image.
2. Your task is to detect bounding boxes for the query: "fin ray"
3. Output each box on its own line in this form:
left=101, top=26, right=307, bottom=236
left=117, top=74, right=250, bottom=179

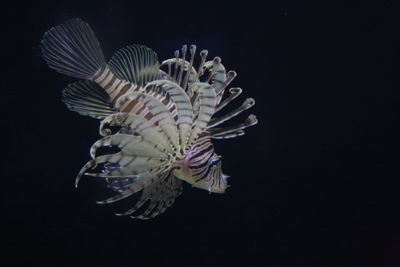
left=115, top=92, right=180, bottom=150
left=41, top=18, right=105, bottom=79
left=90, top=134, right=168, bottom=159
left=188, top=83, right=217, bottom=145
left=62, top=80, right=116, bottom=119
left=144, top=80, right=194, bottom=152
left=108, top=45, right=160, bottom=86
left=100, top=113, right=174, bottom=152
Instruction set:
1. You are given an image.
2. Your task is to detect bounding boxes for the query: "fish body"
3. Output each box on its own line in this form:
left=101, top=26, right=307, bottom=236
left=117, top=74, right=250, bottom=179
left=41, top=18, right=257, bottom=219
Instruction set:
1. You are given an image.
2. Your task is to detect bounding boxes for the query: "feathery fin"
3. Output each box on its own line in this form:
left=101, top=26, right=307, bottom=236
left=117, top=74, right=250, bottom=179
left=125, top=172, right=182, bottom=219
left=100, top=113, right=174, bottom=152
left=108, top=45, right=160, bottom=87
left=90, top=134, right=167, bottom=159
left=214, top=87, right=242, bottom=113
left=208, top=98, right=255, bottom=128
left=41, top=18, right=105, bottom=79
left=188, top=83, right=217, bottom=145
left=145, top=80, right=194, bottom=152
left=62, top=80, right=116, bottom=119
left=209, top=114, right=258, bottom=136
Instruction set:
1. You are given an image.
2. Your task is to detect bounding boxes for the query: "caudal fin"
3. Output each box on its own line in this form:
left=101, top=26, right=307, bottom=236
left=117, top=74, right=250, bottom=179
left=41, top=18, right=106, bottom=80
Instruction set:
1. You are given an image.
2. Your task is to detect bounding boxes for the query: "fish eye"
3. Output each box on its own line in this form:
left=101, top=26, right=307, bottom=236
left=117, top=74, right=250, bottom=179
left=210, top=157, right=221, bottom=166
left=211, top=159, right=219, bottom=166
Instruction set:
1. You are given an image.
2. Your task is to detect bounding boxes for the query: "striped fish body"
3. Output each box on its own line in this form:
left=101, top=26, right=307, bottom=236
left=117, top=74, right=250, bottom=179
left=172, top=134, right=227, bottom=193
left=41, top=18, right=257, bottom=219
left=93, top=66, right=134, bottom=103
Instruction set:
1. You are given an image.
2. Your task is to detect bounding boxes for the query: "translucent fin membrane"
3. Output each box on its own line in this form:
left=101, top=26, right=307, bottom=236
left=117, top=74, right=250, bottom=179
left=187, top=83, right=217, bottom=146
left=99, top=113, right=174, bottom=153
left=212, top=130, right=245, bottom=139
left=115, top=91, right=180, bottom=150
left=161, top=46, right=200, bottom=93
left=208, top=98, right=255, bottom=128
left=41, top=18, right=105, bottom=79
left=145, top=80, right=194, bottom=152
left=182, top=45, right=196, bottom=90
left=94, top=169, right=169, bottom=205
left=214, top=87, right=242, bottom=113
left=62, top=80, right=116, bottom=119
left=108, top=45, right=160, bottom=86
left=89, top=134, right=168, bottom=159
left=209, top=114, right=258, bottom=137
left=118, top=171, right=183, bottom=220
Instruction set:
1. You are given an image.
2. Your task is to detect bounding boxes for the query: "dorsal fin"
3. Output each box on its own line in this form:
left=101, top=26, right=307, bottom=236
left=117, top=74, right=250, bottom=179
left=62, top=80, right=116, bottom=119
left=108, top=45, right=160, bottom=87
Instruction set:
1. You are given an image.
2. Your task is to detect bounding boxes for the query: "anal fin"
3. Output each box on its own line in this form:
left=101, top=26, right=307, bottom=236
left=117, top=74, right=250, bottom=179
left=62, top=80, right=116, bottom=119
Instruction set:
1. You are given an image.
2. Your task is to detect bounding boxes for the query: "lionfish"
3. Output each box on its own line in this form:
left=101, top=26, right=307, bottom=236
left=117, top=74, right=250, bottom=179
left=41, top=18, right=257, bottom=219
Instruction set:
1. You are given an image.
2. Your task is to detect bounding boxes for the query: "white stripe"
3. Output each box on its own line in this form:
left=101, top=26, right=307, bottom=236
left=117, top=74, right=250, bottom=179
left=99, top=70, right=114, bottom=87
left=94, top=67, right=110, bottom=84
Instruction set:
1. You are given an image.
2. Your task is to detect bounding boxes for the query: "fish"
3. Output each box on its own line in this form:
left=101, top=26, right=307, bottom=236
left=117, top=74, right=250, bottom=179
left=41, top=18, right=257, bottom=219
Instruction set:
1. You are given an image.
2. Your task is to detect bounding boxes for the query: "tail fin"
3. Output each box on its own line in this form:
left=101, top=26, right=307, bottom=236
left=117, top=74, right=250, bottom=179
left=41, top=18, right=106, bottom=80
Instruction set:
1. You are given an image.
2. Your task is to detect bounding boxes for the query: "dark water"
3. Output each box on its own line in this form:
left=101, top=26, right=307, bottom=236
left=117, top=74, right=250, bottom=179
left=4, top=1, right=400, bottom=266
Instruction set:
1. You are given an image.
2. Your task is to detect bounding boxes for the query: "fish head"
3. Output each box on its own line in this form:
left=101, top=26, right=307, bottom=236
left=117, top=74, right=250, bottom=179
left=173, top=143, right=229, bottom=193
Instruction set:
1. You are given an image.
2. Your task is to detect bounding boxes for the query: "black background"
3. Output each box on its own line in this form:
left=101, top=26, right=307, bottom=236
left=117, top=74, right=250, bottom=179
left=3, top=1, right=400, bottom=266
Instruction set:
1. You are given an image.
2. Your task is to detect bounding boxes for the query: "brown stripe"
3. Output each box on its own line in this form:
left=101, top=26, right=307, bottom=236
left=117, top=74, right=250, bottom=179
left=98, top=68, right=111, bottom=84
left=112, top=84, right=131, bottom=104
left=103, top=74, right=117, bottom=89
left=123, top=98, right=139, bottom=113
left=163, top=98, right=172, bottom=105
left=200, top=104, right=214, bottom=108
left=169, top=93, right=183, bottom=97
left=202, top=95, right=216, bottom=99
left=135, top=105, right=147, bottom=115
left=109, top=80, right=123, bottom=95
left=144, top=112, right=155, bottom=122
left=152, top=110, right=167, bottom=117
